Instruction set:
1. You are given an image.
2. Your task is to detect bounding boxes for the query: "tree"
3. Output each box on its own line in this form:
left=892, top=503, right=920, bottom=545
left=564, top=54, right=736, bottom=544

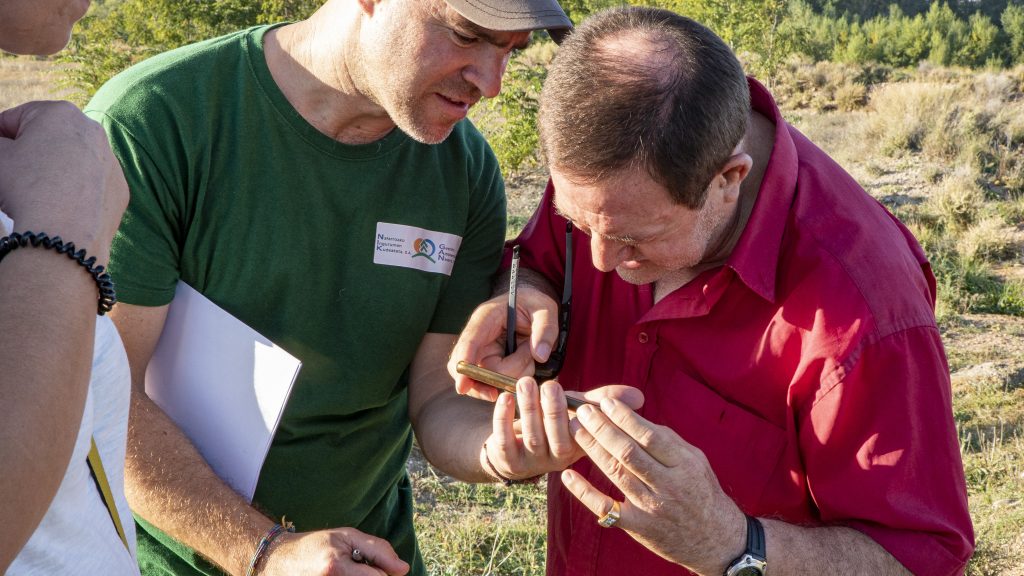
left=955, top=12, right=1000, bottom=67
left=1004, top=3, right=1024, bottom=65
left=924, top=3, right=964, bottom=66
left=780, top=0, right=840, bottom=62
left=666, top=0, right=793, bottom=80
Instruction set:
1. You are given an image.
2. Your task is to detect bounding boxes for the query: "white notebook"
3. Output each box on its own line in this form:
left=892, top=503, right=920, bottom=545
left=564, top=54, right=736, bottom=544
left=145, top=281, right=301, bottom=502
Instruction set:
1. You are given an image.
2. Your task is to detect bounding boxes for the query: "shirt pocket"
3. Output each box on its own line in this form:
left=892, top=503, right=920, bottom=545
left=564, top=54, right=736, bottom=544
left=646, top=369, right=788, bottom=510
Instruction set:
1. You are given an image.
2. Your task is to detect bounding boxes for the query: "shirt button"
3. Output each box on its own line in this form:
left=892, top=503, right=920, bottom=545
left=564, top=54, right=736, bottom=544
left=638, top=332, right=649, bottom=344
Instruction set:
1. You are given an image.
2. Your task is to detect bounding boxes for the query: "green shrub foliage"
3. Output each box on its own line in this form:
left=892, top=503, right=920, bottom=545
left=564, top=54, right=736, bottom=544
left=59, top=0, right=318, bottom=103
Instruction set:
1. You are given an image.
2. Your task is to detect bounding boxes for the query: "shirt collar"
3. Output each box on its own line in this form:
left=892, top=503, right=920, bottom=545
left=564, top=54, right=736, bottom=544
left=725, top=77, right=800, bottom=304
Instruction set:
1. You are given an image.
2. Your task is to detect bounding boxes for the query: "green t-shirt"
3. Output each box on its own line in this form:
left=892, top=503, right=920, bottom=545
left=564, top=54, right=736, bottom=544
left=87, top=25, right=506, bottom=576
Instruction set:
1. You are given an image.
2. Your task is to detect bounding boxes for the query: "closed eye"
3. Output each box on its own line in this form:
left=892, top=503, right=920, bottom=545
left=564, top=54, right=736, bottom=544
left=450, top=29, right=478, bottom=47
left=552, top=206, right=586, bottom=236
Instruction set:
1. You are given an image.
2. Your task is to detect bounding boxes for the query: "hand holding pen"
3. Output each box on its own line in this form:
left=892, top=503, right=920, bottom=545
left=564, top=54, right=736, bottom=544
left=507, top=222, right=573, bottom=380
left=448, top=284, right=561, bottom=401
left=447, top=224, right=643, bottom=483
left=448, top=223, right=574, bottom=400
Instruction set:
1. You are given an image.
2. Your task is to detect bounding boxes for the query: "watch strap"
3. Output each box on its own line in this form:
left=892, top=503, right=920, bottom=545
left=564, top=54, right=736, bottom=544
left=724, top=514, right=767, bottom=576
left=745, top=514, right=766, bottom=561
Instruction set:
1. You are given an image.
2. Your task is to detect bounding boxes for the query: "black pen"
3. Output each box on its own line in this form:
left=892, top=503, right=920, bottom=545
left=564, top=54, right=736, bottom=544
left=506, top=245, right=520, bottom=356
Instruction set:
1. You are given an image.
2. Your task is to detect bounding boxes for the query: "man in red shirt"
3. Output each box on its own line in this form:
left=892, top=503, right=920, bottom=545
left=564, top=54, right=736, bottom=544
left=449, top=7, right=974, bottom=576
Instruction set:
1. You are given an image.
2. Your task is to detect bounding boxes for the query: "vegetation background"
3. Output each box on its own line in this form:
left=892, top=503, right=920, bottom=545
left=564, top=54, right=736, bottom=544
left=3, top=0, right=1023, bottom=573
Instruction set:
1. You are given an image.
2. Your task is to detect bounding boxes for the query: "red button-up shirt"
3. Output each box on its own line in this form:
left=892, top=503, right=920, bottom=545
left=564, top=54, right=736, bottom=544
left=510, top=79, right=974, bottom=576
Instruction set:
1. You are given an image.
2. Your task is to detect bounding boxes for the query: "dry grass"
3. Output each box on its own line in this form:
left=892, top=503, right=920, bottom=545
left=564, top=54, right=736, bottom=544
left=785, top=64, right=1024, bottom=322
left=960, top=217, right=1017, bottom=264
left=0, top=55, right=68, bottom=110
left=927, top=169, right=988, bottom=233
left=771, top=55, right=887, bottom=112
left=941, top=314, right=1024, bottom=575
left=782, top=64, right=1024, bottom=573
left=409, top=445, right=547, bottom=576
left=864, top=81, right=962, bottom=155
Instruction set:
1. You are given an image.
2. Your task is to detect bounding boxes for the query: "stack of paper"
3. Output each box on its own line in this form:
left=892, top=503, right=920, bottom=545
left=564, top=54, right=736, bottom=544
left=145, top=282, right=301, bottom=502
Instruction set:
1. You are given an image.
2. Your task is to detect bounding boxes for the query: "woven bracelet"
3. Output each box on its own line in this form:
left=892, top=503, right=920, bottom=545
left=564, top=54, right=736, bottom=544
left=483, top=442, right=543, bottom=487
left=0, top=231, right=116, bottom=316
left=246, top=518, right=295, bottom=576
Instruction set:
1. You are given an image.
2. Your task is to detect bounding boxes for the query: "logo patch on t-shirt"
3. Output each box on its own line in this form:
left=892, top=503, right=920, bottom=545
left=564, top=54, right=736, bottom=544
left=374, top=222, right=462, bottom=276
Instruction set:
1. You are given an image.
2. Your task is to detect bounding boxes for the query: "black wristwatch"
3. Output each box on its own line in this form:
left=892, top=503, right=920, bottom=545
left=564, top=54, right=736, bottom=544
left=723, top=515, right=767, bottom=576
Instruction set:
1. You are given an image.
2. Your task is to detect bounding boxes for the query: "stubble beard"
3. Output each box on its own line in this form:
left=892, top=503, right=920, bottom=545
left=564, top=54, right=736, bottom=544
left=359, top=71, right=450, bottom=145
left=615, top=264, right=666, bottom=286
left=387, top=77, right=481, bottom=145
left=355, top=9, right=480, bottom=145
left=386, top=90, right=454, bottom=145
left=352, top=34, right=454, bottom=144
left=364, top=42, right=481, bottom=145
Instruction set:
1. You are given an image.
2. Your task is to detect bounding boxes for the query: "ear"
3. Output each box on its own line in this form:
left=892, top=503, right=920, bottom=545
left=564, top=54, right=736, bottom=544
left=356, top=0, right=379, bottom=16
left=714, top=152, right=753, bottom=204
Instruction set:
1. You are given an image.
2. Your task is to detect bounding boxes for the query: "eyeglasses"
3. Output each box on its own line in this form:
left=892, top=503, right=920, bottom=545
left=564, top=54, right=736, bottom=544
left=507, top=221, right=573, bottom=381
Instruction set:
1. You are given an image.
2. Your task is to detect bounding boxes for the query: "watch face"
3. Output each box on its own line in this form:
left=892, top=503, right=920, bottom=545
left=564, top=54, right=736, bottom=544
left=735, top=568, right=763, bottom=576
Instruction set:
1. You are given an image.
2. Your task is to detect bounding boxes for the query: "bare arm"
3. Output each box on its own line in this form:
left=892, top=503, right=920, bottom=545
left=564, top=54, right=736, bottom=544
left=760, top=522, right=910, bottom=576
left=409, top=333, right=495, bottom=482
left=113, top=303, right=275, bottom=575
left=0, top=101, right=128, bottom=570
left=115, top=303, right=408, bottom=575
left=0, top=250, right=99, bottom=569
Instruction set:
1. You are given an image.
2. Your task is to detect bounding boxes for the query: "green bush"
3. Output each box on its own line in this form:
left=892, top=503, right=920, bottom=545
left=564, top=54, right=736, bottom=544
left=996, top=280, right=1024, bottom=315
left=60, top=0, right=318, bottom=103
left=474, top=51, right=549, bottom=174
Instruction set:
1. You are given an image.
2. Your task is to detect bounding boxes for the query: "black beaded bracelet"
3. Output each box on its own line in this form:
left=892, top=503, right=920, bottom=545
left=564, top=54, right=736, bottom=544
left=0, top=231, right=117, bottom=316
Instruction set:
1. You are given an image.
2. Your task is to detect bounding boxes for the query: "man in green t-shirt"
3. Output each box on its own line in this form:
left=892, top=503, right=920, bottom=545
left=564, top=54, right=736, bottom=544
left=86, top=1, right=575, bottom=575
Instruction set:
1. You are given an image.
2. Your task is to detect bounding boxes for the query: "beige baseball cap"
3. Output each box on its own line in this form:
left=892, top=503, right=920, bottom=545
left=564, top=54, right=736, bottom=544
left=444, top=0, right=573, bottom=43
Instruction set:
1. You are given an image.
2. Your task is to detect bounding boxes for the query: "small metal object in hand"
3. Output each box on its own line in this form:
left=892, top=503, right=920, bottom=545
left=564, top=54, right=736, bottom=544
left=351, top=549, right=373, bottom=566
left=455, top=361, right=596, bottom=411
left=597, top=500, right=621, bottom=528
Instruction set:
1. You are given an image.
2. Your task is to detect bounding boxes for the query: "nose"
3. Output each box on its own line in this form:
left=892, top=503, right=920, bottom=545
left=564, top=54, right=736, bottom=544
left=590, top=235, right=631, bottom=273
left=464, top=49, right=510, bottom=99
